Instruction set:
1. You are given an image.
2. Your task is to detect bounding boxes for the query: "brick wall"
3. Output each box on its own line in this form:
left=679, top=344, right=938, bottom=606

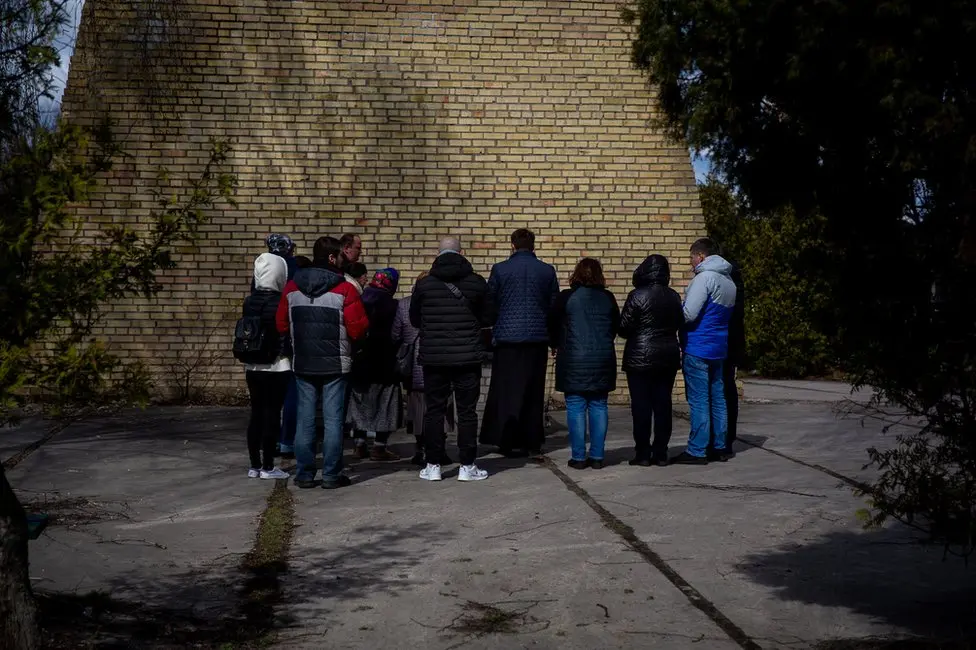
left=62, top=0, right=705, bottom=403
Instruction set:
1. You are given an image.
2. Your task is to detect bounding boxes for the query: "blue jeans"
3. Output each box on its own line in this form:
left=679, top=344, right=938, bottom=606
left=683, top=354, right=728, bottom=457
left=279, top=374, right=297, bottom=453
left=295, top=374, right=348, bottom=483
left=565, top=392, right=609, bottom=461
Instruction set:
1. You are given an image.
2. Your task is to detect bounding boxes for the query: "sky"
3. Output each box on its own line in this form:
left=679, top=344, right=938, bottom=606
left=47, top=0, right=712, bottom=182
left=39, top=0, right=85, bottom=119
left=692, top=153, right=712, bottom=183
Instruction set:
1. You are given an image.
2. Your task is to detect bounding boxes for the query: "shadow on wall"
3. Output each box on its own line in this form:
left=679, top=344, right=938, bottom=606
left=737, top=527, right=976, bottom=644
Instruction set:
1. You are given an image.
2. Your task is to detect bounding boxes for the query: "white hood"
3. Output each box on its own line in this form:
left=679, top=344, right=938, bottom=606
left=254, top=253, right=287, bottom=292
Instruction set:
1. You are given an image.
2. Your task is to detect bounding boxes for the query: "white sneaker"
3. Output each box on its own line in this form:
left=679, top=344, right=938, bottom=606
left=419, top=464, right=442, bottom=481
left=458, top=464, right=488, bottom=482
left=248, top=468, right=260, bottom=478
left=260, top=467, right=290, bottom=480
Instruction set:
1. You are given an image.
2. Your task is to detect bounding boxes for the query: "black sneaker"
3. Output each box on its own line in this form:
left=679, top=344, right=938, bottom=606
left=588, top=459, right=605, bottom=470
left=295, top=479, right=318, bottom=489
left=322, top=475, right=352, bottom=490
left=568, top=459, right=588, bottom=470
left=629, top=458, right=652, bottom=467
left=671, top=452, right=708, bottom=466
left=652, top=457, right=669, bottom=467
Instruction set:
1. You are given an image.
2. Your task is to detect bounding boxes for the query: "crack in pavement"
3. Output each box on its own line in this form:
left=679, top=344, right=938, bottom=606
left=735, top=438, right=874, bottom=494
left=542, top=456, right=763, bottom=650
left=655, top=482, right=828, bottom=499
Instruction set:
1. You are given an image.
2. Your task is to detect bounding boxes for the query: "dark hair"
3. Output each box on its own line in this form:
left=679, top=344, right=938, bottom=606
left=346, top=262, right=368, bottom=279
left=295, top=255, right=312, bottom=269
left=570, top=257, right=606, bottom=287
left=313, top=236, right=341, bottom=265
left=690, top=237, right=718, bottom=257
left=339, top=233, right=359, bottom=248
left=511, top=228, right=535, bottom=251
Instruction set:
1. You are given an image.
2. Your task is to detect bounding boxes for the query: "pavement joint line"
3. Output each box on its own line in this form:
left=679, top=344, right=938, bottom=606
left=3, top=418, right=77, bottom=470
left=736, top=439, right=874, bottom=495
left=542, top=456, right=764, bottom=650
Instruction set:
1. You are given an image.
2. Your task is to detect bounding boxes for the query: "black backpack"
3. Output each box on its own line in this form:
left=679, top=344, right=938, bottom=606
left=233, top=297, right=277, bottom=364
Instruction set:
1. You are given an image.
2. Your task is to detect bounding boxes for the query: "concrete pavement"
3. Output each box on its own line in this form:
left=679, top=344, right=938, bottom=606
left=5, top=407, right=266, bottom=624
left=4, top=381, right=974, bottom=648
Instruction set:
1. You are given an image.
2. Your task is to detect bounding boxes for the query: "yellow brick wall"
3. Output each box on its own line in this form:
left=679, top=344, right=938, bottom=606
left=62, top=0, right=705, bottom=403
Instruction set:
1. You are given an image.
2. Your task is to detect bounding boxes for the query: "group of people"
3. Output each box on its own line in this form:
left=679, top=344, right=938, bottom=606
left=236, top=228, right=744, bottom=488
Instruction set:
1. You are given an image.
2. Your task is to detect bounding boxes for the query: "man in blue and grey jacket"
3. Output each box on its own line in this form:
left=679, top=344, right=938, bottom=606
left=674, top=238, right=737, bottom=465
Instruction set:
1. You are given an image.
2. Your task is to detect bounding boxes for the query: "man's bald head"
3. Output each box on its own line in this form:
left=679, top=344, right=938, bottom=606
left=439, top=236, right=462, bottom=255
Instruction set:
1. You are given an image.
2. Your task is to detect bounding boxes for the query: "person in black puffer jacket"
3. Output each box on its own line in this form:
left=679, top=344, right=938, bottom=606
left=619, top=254, right=684, bottom=467
left=548, top=258, right=619, bottom=469
left=409, top=236, right=490, bottom=482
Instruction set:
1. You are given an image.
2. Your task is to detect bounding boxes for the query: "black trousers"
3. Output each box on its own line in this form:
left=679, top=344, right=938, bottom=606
left=626, top=369, right=677, bottom=461
left=245, top=371, right=291, bottom=470
left=480, top=343, right=548, bottom=452
left=423, top=365, right=481, bottom=466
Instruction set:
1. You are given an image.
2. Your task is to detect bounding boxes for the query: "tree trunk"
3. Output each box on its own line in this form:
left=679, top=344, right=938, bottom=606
left=0, top=464, right=37, bottom=650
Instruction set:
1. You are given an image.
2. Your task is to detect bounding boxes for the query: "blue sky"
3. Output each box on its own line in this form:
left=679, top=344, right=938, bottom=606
left=692, top=153, right=712, bottom=182
left=40, top=0, right=84, bottom=118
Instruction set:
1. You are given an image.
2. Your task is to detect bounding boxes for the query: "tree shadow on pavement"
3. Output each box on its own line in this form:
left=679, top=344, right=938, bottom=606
left=277, top=522, right=453, bottom=633
left=37, top=554, right=264, bottom=649
left=737, top=527, right=976, bottom=645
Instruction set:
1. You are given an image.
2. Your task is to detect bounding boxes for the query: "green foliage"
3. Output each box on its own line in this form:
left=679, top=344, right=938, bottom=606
left=0, top=126, right=235, bottom=421
left=1, top=0, right=236, bottom=420
left=700, top=178, right=833, bottom=378
left=626, top=0, right=976, bottom=555
left=1, top=0, right=66, bottom=139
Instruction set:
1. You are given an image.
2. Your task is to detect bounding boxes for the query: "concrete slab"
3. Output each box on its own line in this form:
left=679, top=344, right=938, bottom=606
left=7, top=407, right=271, bottom=619
left=1, top=416, right=56, bottom=463
left=741, top=379, right=867, bottom=404
left=277, top=456, right=739, bottom=649
left=10, top=397, right=973, bottom=649
left=543, top=404, right=975, bottom=648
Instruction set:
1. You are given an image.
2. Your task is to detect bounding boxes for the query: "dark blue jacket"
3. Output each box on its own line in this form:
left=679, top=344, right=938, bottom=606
left=486, top=250, right=559, bottom=344
left=548, top=285, right=620, bottom=394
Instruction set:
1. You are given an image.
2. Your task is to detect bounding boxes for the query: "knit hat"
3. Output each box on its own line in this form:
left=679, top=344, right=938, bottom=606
left=265, top=233, right=295, bottom=256
left=368, top=267, right=400, bottom=294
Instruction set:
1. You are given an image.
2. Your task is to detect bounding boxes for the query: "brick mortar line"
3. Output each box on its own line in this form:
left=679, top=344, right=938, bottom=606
left=542, top=457, right=763, bottom=650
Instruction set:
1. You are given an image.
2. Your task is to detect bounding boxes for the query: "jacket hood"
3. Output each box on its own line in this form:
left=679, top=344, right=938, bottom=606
left=294, top=266, right=343, bottom=298
left=430, top=252, right=475, bottom=282
left=696, top=254, right=733, bottom=276
left=633, top=254, right=671, bottom=288
left=253, top=253, right=288, bottom=292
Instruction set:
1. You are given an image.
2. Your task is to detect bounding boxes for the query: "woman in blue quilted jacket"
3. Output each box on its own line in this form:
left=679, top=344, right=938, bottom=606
left=547, top=258, right=620, bottom=469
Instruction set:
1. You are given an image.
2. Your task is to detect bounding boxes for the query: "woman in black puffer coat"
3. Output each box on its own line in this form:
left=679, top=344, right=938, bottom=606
left=620, top=254, right=684, bottom=467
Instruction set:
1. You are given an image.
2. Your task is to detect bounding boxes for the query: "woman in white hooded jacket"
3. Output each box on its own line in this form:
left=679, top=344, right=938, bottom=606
left=242, top=253, right=292, bottom=479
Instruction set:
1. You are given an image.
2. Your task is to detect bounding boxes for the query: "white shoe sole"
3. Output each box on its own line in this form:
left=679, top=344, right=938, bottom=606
left=419, top=473, right=442, bottom=481
left=458, top=474, right=488, bottom=482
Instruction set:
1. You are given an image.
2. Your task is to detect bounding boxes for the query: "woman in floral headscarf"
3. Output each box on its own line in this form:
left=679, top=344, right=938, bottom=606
left=347, top=268, right=404, bottom=461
